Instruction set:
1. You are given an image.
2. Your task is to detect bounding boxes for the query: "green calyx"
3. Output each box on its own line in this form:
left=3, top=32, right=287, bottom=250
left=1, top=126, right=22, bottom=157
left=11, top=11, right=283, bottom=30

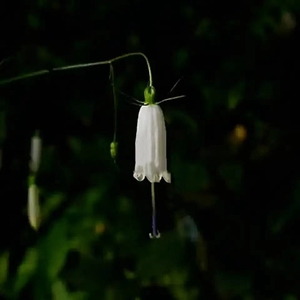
left=144, top=85, right=156, bottom=105
left=28, top=175, right=36, bottom=187
left=110, top=141, right=118, bottom=160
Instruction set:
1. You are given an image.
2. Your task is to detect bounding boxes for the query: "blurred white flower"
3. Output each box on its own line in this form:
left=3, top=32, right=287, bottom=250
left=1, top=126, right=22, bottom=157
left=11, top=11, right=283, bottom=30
left=28, top=131, right=42, bottom=230
left=30, top=133, right=42, bottom=173
left=28, top=182, right=40, bottom=231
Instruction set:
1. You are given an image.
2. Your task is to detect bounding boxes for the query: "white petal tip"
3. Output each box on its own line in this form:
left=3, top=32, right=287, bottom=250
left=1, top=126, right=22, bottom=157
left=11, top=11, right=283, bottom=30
left=133, top=171, right=171, bottom=183
left=133, top=172, right=145, bottom=181
left=149, top=231, right=161, bottom=238
left=162, top=172, right=171, bottom=183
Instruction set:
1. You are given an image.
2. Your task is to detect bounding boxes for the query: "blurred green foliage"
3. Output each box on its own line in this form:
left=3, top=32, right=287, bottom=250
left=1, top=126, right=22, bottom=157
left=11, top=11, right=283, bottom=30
left=1, top=0, right=300, bottom=299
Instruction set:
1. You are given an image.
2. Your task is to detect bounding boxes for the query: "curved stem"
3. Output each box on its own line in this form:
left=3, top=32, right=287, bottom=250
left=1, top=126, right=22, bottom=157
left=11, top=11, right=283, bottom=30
left=0, top=52, right=153, bottom=87
left=109, top=64, right=117, bottom=143
left=0, top=70, right=49, bottom=85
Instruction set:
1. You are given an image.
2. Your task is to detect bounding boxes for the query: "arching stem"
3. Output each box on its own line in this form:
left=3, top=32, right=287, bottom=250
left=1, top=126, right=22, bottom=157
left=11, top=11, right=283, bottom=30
left=0, top=52, right=153, bottom=87
left=110, top=64, right=117, bottom=143
left=109, top=64, right=118, bottom=163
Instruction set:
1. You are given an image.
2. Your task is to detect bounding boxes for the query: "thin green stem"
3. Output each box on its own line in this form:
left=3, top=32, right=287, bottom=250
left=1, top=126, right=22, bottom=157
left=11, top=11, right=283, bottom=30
left=0, top=70, right=49, bottom=85
left=0, top=52, right=153, bottom=87
left=110, top=64, right=117, bottom=142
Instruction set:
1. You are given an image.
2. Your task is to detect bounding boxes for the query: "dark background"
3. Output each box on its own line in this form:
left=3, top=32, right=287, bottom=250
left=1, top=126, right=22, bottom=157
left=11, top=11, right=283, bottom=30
left=1, top=0, right=300, bottom=299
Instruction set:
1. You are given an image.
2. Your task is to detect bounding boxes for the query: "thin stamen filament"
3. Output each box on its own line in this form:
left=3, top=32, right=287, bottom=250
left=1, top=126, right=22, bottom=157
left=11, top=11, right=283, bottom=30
left=156, top=95, right=186, bottom=105
left=151, top=182, right=156, bottom=233
left=149, top=182, right=160, bottom=238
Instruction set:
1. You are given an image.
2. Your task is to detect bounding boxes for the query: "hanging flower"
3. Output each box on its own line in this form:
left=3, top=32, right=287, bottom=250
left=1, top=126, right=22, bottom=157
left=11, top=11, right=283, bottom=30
left=30, top=132, right=42, bottom=173
left=133, top=85, right=185, bottom=238
left=28, top=176, right=41, bottom=231
left=133, top=86, right=171, bottom=183
left=28, top=131, right=42, bottom=230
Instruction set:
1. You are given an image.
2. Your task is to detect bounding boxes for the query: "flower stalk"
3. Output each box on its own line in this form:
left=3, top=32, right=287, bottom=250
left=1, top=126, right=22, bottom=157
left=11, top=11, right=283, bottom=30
left=0, top=52, right=152, bottom=86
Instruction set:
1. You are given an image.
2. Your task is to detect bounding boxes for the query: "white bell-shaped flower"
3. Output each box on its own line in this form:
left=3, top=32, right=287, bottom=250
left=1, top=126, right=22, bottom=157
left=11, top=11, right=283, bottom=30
left=133, top=86, right=171, bottom=183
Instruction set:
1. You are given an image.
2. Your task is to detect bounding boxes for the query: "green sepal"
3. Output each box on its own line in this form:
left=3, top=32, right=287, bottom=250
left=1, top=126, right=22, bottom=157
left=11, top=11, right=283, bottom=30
left=110, top=141, right=118, bottom=160
left=144, top=85, right=156, bottom=105
left=28, top=175, right=36, bottom=187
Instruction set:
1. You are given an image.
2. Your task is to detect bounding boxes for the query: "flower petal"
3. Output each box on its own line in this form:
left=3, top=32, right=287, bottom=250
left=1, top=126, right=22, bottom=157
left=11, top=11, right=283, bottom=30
left=134, top=104, right=171, bottom=183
